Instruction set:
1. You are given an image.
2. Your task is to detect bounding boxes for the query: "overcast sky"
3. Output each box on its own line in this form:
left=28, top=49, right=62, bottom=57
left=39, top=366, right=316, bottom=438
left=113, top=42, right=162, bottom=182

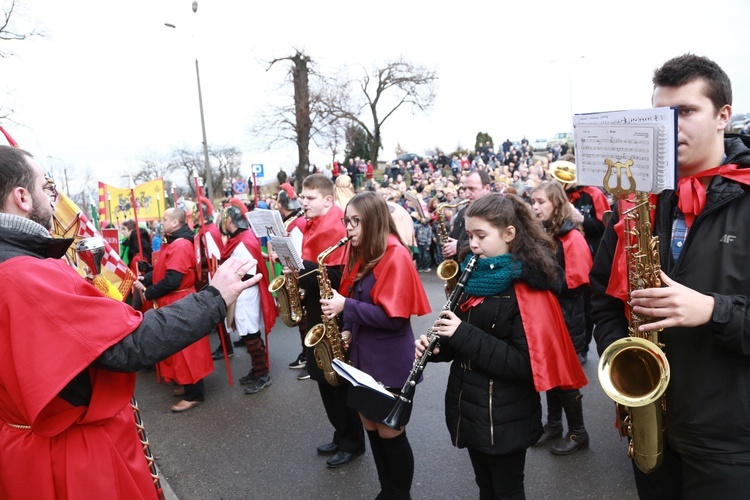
left=4, top=0, right=750, bottom=193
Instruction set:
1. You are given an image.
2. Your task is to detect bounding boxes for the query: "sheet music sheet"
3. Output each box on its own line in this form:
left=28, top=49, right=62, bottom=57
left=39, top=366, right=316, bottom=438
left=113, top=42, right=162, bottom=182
left=246, top=209, right=285, bottom=239
left=573, top=107, right=677, bottom=193
left=268, top=235, right=304, bottom=270
left=332, top=359, right=397, bottom=400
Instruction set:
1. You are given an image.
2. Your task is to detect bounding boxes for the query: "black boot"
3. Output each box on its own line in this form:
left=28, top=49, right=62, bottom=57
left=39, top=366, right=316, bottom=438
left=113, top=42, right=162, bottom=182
left=382, top=431, right=413, bottom=500
left=551, top=390, right=589, bottom=455
left=534, top=390, right=563, bottom=447
left=366, top=430, right=392, bottom=500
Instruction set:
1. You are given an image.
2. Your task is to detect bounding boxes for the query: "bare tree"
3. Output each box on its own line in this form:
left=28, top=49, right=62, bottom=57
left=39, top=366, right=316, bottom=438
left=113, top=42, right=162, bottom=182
left=1, top=0, right=42, bottom=120
left=253, top=50, right=345, bottom=189
left=165, top=146, right=242, bottom=200
left=1, top=0, right=41, bottom=57
left=130, top=153, right=179, bottom=185
left=323, top=59, right=437, bottom=166
left=254, top=51, right=314, bottom=189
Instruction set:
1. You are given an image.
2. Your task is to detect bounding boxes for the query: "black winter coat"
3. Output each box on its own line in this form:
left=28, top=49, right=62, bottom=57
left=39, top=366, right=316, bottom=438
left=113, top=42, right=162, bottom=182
left=591, top=134, right=750, bottom=464
left=433, top=281, right=545, bottom=456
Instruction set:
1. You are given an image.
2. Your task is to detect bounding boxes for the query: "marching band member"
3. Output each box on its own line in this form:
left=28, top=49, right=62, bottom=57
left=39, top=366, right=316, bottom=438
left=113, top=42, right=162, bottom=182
left=296, top=174, right=366, bottom=468
left=531, top=181, right=593, bottom=454
left=592, top=54, right=750, bottom=498
left=275, top=183, right=308, bottom=372
left=417, top=193, right=586, bottom=498
left=321, top=191, right=431, bottom=499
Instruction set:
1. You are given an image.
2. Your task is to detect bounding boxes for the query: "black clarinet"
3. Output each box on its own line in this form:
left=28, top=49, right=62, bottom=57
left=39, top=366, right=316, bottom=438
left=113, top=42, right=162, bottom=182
left=383, top=254, right=478, bottom=429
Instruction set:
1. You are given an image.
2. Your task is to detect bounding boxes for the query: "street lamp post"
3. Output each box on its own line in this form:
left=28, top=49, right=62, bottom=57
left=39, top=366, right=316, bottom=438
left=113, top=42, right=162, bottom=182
left=165, top=0, right=213, bottom=201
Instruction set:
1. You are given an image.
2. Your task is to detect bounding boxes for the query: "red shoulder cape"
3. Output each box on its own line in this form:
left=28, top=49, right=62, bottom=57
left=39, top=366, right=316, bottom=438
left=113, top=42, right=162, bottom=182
left=302, top=204, right=347, bottom=265
left=221, top=229, right=278, bottom=333
left=339, top=234, right=431, bottom=318
left=514, top=282, right=587, bottom=391
left=559, top=229, right=593, bottom=289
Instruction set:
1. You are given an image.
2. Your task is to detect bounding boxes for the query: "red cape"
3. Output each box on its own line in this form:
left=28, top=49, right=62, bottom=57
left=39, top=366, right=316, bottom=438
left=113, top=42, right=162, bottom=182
left=514, top=282, right=587, bottom=391
left=0, top=257, right=158, bottom=498
left=302, top=204, right=347, bottom=265
left=607, top=164, right=750, bottom=303
left=570, top=186, right=610, bottom=224
left=559, top=229, right=593, bottom=289
left=152, top=238, right=213, bottom=385
left=339, top=234, right=431, bottom=318
left=221, top=229, right=278, bottom=334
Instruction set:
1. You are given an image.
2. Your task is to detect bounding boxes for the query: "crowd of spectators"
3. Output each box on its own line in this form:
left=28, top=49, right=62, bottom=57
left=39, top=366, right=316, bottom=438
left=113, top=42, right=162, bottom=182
left=256, top=140, right=605, bottom=273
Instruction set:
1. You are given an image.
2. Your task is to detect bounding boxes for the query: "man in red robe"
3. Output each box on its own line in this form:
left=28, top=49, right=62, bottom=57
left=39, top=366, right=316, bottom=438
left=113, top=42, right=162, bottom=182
left=135, top=207, right=213, bottom=413
left=220, top=199, right=277, bottom=393
left=0, top=145, right=261, bottom=498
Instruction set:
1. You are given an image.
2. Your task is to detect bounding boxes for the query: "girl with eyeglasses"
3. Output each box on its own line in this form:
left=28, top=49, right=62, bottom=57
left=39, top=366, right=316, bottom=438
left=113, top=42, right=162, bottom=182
left=321, top=191, right=431, bottom=499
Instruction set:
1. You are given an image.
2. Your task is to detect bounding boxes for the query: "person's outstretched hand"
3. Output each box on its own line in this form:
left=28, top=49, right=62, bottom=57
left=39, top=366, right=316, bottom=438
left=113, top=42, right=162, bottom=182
left=211, top=257, right=263, bottom=306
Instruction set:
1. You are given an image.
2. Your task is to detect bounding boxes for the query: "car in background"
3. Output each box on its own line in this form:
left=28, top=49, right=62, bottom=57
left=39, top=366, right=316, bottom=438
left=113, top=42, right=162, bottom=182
left=729, top=113, right=749, bottom=133
left=533, top=138, right=548, bottom=151
left=392, top=153, right=423, bottom=165
left=548, top=132, right=574, bottom=151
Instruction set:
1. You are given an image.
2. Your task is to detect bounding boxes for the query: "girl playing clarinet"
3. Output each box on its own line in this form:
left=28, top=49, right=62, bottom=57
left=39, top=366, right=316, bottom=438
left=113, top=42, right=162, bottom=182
left=322, top=191, right=431, bottom=499
left=416, top=193, right=586, bottom=499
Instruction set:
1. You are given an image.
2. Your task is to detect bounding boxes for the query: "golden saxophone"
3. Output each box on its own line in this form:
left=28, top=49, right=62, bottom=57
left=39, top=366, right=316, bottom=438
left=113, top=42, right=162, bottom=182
left=598, top=159, right=670, bottom=474
left=268, top=209, right=306, bottom=327
left=435, top=199, right=469, bottom=298
left=303, top=237, right=350, bottom=386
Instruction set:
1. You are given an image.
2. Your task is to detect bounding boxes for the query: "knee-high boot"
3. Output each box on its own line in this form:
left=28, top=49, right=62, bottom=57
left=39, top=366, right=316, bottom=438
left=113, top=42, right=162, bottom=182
left=382, top=431, right=413, bottom=500
left=551, top=390, right=589, bottom=455
left=367, top=430, right=392, bottom=500
left=534, top=390, right=563, bottom=446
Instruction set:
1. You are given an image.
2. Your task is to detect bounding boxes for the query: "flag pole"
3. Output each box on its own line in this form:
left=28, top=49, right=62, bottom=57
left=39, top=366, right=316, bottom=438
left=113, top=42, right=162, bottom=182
left=194, top=171, right=234, bottom=386
left=128, top=176, right=144, bottom=261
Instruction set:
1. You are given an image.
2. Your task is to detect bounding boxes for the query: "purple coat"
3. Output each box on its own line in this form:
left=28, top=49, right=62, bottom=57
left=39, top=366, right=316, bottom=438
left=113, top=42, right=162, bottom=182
left=342, top=272, right=418, bottom=389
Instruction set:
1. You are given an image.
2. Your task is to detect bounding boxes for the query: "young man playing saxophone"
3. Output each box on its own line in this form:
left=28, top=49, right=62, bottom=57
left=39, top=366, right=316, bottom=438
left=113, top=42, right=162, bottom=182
left=591, top=54, right=750, bottom=498
left=294, top=174, right=365, bottom=469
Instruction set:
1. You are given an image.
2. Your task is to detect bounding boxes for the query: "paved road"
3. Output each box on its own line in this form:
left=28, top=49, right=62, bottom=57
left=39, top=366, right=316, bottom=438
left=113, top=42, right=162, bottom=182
left=135, top=271, right=639, bottom=499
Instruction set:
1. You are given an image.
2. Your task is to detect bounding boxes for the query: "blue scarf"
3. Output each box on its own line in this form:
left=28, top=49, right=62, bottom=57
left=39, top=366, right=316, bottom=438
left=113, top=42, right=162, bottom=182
left=460, top=253, right=523, bottom=297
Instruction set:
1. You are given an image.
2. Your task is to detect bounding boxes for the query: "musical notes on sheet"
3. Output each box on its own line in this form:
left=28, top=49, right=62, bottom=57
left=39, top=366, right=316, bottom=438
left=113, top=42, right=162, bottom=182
left=573, top=107, right=677, bottom=194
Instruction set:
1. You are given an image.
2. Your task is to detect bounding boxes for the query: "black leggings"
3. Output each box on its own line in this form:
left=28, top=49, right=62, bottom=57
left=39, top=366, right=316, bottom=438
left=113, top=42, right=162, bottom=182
left=467, top=448, right=526, bottom=500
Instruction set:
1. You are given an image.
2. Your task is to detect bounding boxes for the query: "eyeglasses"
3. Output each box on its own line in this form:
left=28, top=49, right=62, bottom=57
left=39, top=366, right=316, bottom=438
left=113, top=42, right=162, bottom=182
left=42, top=174, right=59, bottom=201
left=341, top=216, right=361, bottom=228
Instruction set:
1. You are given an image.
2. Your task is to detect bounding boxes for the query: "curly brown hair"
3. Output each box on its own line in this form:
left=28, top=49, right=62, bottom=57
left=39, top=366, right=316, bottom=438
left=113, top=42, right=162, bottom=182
left=465, top=193, right=558, bottom=282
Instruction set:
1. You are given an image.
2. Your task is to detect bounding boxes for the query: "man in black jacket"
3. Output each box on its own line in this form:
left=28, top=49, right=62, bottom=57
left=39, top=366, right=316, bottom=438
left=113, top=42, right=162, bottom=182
left=591, top=54, right=750, bottom=498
